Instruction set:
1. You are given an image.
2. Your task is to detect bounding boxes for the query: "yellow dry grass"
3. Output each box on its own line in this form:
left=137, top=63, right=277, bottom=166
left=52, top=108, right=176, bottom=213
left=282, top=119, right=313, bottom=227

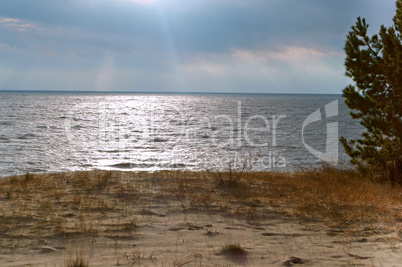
left=0, top=167, right=400, bottom=241
left=240, top=168, right=402, bottom=224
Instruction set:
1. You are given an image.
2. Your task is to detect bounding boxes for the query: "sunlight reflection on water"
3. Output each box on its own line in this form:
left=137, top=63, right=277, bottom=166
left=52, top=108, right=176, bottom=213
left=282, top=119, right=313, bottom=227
left=0, top=92, right=364, bottom=176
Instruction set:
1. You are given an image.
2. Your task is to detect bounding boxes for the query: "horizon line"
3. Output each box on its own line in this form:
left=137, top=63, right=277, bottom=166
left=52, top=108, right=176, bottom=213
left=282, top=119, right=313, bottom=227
left=0, top=89, right=342, bottom=96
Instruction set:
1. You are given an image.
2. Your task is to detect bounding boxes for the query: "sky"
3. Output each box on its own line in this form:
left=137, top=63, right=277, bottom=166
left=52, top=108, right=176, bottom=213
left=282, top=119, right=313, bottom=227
left=0, top=0, right=398, bottom=94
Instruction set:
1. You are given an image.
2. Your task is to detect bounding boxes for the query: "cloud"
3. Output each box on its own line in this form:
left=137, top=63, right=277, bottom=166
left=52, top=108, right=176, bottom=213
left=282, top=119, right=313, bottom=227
left=0, top=18, right=19, bottom=23
left=0, top=0, right=396, bottom=93
left=232, top=46, right=327, bottom=66
left=0, top=43, right=17, bottom=51
left=0, top=1, right=364, bottom=53
left=183, top=56, right=228, bottom=75
left=184, top=46, right=339, bottom=74
left=178, top=45, right=347, bottom=93
left=0, top=17, right=42, bottom=32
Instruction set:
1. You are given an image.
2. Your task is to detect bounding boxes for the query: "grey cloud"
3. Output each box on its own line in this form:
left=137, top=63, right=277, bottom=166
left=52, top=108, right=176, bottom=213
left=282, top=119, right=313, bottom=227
left=1, top=0, right=392, bottom=54
left=0, top=0, right=397, bottom=92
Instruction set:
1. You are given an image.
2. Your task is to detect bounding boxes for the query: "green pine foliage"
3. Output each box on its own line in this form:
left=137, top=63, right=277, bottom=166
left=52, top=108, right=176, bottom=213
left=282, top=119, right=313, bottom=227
left=340, top=0, right=402, bottom=185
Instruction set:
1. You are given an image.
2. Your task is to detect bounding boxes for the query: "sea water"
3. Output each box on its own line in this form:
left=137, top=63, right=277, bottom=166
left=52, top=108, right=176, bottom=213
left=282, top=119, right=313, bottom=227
left=0, top=91, right=364, bottom=177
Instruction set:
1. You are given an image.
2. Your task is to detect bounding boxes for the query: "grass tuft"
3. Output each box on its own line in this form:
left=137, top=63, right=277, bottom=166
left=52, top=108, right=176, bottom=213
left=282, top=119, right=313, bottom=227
left=24, top=172, right=34, bottom=182
left=221, top=243, right=247, bottom=256
left=66, top=257, right=89, bottom=267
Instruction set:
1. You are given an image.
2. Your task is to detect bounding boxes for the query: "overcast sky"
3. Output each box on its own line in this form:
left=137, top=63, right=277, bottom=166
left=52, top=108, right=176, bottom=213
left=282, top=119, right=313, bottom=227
left=0, top=0, right=397, bottom=93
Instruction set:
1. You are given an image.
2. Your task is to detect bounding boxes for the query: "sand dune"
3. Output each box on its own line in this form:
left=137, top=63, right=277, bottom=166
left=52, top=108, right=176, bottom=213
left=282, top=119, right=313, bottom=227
left=0, top=171, right=400, bottom=266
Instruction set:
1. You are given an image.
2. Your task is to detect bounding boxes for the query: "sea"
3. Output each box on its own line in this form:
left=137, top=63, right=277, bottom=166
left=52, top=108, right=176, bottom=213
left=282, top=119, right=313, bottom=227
left=0, top=91, right=364, bottom=177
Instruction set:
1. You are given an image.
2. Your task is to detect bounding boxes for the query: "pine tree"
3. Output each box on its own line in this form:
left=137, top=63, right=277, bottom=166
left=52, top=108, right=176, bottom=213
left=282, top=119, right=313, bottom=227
left=340, top=0, right=402, bottom=185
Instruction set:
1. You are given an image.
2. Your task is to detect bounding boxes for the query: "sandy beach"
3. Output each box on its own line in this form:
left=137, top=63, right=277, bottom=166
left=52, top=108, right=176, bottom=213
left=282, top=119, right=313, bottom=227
left=0, top=170, right=401, bottom=266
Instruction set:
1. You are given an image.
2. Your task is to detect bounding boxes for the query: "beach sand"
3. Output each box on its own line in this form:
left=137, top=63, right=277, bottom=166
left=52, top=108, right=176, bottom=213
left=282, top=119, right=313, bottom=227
left=0, top=171, right=401, bottom=266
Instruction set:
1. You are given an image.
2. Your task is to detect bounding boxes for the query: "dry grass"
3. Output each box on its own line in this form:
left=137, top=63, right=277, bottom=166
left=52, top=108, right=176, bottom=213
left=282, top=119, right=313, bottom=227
left=66, top=256, right=88, bottom=267
left=0, top=167, right=400, bottom=245
left=220, top=243, right=247, bottom=256
left=240, top=167, right=402, bottom=224
left=219, top=243, right=249, bottom=265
